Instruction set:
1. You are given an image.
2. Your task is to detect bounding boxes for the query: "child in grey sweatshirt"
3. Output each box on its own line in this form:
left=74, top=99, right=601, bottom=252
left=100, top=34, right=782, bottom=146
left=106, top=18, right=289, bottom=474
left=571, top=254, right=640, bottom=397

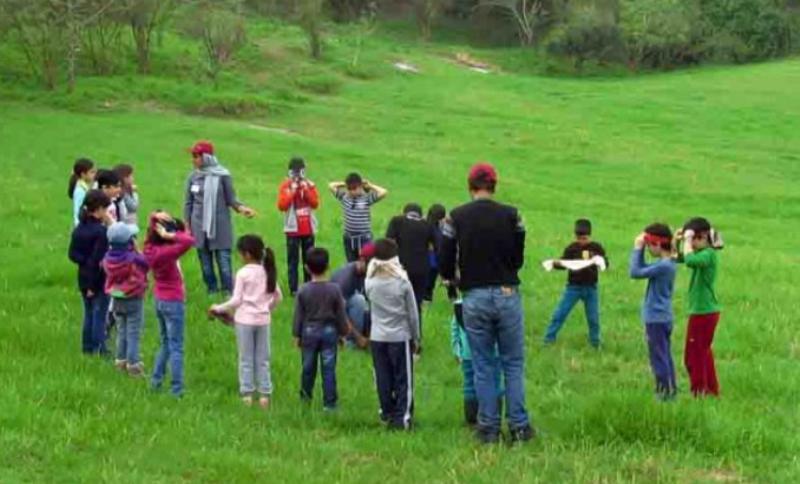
left=365, top=239, right=419, bottom=430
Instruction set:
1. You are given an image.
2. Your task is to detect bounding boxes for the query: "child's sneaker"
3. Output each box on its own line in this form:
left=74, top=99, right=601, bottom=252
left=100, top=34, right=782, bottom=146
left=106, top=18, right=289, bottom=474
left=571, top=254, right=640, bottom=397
left=508, top=425, right=536, bottom=445
left=127, top=362, right=145, bottom=378
left=114, top=359, right=127, bottom=371
left=259, top=396, right=270, bottom=409
left=242, top=395, right=253, bottom=407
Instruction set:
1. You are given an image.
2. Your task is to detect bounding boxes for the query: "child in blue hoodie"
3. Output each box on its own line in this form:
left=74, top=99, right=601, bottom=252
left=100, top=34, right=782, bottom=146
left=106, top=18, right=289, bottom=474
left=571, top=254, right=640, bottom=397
left=629, top=223, right=678, bottom=400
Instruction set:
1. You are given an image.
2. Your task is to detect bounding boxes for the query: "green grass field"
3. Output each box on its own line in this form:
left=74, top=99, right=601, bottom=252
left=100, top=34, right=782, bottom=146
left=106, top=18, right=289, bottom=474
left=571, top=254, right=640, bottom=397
left=1, top=23, right=800, bottom=483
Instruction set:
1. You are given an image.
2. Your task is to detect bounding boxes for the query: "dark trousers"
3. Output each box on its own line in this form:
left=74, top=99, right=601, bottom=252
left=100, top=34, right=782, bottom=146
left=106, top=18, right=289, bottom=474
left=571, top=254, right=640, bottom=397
left=286, top=235, right=314, bottom=294
left=685, top=312, right=721, bottom=397
left=343, top=232, right=372, bottom=263
left=300, top=324, right=339, bottom=408
left=424, top=266, right=438, bottom=301
left=645, top=323, right=676, bottom=397
left=371, top=340, right=414, bottom=429
left=81, top=292, right=110, bottom=354
left=408, top=272, right=427, bottom=340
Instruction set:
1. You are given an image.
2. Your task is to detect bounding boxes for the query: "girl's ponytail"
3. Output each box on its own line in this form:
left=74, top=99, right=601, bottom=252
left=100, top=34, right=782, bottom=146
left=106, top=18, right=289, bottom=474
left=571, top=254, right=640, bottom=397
left=68, top=173, right=79, bottom=199
left=263, top=246, right=277, bottom=294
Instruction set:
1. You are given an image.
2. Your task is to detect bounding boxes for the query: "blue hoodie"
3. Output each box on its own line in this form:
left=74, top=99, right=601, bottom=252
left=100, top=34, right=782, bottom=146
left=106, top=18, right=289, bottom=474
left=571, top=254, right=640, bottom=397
left=629, top=249, right=676, bottom=324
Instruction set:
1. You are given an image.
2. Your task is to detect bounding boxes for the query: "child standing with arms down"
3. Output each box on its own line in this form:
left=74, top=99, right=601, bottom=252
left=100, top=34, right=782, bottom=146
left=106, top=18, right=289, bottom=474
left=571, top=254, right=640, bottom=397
left=144, top=212, right=195, bottom=397
left=676, top=217, right=724, bottom=397
left=544, top=219, right=608, bottom=348
left=293, top=248, right=350, bottom=411
left=68, top=158, right=96, bottom=227
left=211, top=235, right=282, bottom=408
left=629, top=224, right=678, bottom=400
left=69, top=190, right=112, bottom=354
left=104, top=223, right=149, bottom=376
left=329, top=173, right=388, bottom=262
left=365, top=239, right=420, bottom=430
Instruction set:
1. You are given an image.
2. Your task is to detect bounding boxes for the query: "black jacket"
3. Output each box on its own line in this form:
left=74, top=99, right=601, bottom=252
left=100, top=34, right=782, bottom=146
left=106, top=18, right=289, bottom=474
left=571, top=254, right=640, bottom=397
left=68, top=218, right=108, bottom=295
left=439, top=198, right=525, bottom=290
left=558, top=241, right=608, bottom=286
left=386, top=214, right=436, bottom=277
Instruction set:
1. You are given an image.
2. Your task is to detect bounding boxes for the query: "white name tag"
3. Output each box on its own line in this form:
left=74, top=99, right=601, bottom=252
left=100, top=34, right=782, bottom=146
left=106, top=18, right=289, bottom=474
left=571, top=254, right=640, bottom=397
left=191, top=184, right=201, bottom=194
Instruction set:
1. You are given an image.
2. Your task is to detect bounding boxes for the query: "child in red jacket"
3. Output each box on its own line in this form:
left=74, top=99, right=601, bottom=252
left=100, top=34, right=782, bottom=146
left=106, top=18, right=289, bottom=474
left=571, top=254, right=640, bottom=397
left=277, top=157, right=320, bottom=296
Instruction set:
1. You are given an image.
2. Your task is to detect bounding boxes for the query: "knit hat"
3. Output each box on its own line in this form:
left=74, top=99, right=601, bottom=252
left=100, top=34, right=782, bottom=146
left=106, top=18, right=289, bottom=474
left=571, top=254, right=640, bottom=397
left=107, top=222, right=139, bottom=248
left=189, top=140, right=214, bottom=156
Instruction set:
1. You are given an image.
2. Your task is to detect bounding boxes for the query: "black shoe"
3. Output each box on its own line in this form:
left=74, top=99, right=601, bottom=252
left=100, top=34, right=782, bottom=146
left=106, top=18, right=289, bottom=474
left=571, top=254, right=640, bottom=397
left=508, top=425, right=535, bottom=444
left=475, top=426, right=501, bottom=444
left=464, top=399, right=479, bottom=426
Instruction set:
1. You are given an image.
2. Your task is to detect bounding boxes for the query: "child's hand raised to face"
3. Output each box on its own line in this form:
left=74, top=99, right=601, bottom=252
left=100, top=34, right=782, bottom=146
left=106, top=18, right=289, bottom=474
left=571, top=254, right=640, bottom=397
left=634, top=233, right=646, bottom=249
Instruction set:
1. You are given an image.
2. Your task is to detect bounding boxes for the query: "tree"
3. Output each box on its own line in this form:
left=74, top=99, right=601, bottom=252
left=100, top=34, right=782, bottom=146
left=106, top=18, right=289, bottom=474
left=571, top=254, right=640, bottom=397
left=415, top=0, right=448, bottom=41
left=123, top=0, right=175, bottom=75
left=0, top=0, right=65, bottom=89
left=478, top=0, right=555, bottom=46
left=182, top=1, right=247, bottom=82
left=299, top=0, right=324, bottom=59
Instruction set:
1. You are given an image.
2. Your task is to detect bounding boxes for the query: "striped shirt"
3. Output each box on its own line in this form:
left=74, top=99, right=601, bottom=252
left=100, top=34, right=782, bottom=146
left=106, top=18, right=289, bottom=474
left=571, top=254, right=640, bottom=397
left=335, top=189, right=380, bottom=235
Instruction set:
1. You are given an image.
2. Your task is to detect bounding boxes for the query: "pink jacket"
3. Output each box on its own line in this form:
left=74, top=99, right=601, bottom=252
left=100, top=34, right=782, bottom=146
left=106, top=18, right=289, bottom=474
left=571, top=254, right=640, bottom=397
left=213, top=264, right=282, bottom=325
left=143, top=230, right=195, bottom=302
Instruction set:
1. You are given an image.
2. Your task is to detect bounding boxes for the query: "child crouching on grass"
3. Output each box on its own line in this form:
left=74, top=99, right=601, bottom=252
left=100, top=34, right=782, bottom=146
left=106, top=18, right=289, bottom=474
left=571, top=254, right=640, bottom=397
left=211, top=235, right=282, bottom=408
left=103, top=222, right=149, bottom=377
left=676, top=217, right=724, bottom=398
left=629, top=224, right=677, bottom=401
left=450, top=298, right=504, bottom=426
left=144, top=212, right=195, bottom=397
left=365, top=238, right=420, bottom=431
left=293, top=248, right=350, bottom=411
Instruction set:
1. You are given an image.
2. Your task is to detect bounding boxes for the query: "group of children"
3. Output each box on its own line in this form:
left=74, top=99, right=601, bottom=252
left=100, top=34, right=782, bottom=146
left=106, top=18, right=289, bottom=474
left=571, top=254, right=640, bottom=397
left=67, top=151, right=725, bottom=437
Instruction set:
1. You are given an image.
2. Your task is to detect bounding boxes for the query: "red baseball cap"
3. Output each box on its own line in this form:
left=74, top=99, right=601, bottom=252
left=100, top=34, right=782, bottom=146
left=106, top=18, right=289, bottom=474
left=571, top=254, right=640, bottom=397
left=359, top=243, right=376, bottom=261
left=189, top=140, right=214, bottom=156
left=468, top=162, right=498, bottom=184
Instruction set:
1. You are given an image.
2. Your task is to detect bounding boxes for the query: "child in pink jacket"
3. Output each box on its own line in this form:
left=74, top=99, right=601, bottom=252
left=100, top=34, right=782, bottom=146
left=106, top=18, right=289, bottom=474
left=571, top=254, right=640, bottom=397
left=211, top=234, right=282, bottom=408
left=144, top=212, right=195, bottom=397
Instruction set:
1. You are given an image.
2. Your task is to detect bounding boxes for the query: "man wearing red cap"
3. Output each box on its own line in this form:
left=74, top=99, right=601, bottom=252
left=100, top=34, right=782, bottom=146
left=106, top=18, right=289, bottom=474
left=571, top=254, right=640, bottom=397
left=184, top=140, right=256, bottom=295
left=439, top=162, right=534, bottom=445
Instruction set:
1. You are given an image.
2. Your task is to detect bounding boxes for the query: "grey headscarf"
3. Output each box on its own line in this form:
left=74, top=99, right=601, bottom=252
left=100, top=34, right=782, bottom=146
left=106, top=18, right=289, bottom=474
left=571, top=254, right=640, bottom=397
left=198, top=153, right=231, bottom=240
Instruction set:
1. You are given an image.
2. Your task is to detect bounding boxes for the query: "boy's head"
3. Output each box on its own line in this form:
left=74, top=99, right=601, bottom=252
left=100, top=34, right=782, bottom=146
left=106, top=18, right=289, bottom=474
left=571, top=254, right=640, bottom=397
left=288, top=157, right=306, bottom=180
left=403, top=203, right=423, bottom=217
left=82, top=189, right=111, bottom=222
left=107, top=222, right=138, bottom=250
left=373, top=238, right=398, bottom=261
left=96, top=169, right=122, bottom=199
left=356, top=243, right=376, bottom=275
left=345, top=172, right=364, bottom=196
left=305, top=247, right=330, bottom=277
left=644, top=223, right=672, bottom=256
left=574, top=218, right=592, bottom=245
left=190, top=140, right=214, bottom=168
left=468, top=162, right=497, bottom=195
left=683, top=217, right=714, bottom=250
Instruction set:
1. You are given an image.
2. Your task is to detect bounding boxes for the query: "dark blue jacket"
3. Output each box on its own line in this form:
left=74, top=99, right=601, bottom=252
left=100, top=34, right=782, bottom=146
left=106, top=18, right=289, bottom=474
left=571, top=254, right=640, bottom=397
left=69, top=218, right=108, bottom=295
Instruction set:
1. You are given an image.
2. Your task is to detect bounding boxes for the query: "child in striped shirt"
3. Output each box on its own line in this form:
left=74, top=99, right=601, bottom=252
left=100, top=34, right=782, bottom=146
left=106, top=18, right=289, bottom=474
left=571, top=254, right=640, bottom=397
left=329, top=172, right=388, bottom=262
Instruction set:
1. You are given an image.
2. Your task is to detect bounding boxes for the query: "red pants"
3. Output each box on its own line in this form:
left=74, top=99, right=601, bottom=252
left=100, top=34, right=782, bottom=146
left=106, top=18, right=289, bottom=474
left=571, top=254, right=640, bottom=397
left=684, top=312, right=721, bottom=397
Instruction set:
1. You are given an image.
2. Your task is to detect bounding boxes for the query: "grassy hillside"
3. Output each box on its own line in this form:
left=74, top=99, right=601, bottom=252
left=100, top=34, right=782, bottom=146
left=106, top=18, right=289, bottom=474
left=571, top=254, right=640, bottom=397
left=1, top=20, right=800, bottom=483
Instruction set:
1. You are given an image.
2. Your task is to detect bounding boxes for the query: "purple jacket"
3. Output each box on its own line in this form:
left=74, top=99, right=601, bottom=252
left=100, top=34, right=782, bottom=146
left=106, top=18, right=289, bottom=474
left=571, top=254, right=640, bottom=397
left=103, top=248, right=149, bottom=299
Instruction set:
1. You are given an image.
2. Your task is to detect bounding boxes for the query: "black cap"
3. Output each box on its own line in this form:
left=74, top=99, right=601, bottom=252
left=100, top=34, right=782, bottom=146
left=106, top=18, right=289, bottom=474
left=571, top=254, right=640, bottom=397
left=574, top=218, right=592, bottom=236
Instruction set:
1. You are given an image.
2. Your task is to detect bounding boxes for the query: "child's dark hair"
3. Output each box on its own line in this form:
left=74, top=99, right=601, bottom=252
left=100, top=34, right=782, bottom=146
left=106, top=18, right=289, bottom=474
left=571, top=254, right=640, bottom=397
left=403, top=203, right=423, bottom=216
left=373, top=238, right=398, bottom=261
left=237, top=234, right=277, bottom=293
left=96, top=169, right=121, bottom=189
left=305, top=247, right=330, bottom=276
left=80, top=190, right=111, bottom=223
left=345, top=172, right=363, bottom=188
left=113, top=164, right=134, bottom=193
left=683, top=217, right=711, bottom=235
left=147, top=218, right=186, bottom=245
left=427, top=203, right=446, bottom=225
left=68, top=158, right=94, bottom=199
left=644, top=223, right=673, bottom=251
left=575, top=218, right=592, bottom=236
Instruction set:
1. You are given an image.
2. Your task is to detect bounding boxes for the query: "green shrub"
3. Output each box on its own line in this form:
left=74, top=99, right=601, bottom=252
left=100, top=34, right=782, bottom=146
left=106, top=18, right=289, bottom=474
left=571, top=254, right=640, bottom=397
left=294, top=72, right=342, bottom=94
left=620, top=0, right=703, bottom=69
left=182, top=92, right=272, bottom=116
left=545, top=4, right=626, bottom=69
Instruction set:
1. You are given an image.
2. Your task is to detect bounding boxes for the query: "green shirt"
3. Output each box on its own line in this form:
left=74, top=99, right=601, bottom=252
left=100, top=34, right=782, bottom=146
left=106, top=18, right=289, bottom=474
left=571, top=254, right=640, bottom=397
left=683, top=248, right=720, bottom=315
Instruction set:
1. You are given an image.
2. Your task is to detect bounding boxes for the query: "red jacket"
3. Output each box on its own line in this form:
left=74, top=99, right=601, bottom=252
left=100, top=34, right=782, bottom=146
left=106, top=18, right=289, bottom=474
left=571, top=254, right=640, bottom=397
left=277, top=179, right=319, bottom=237
left=143, top=215, right=196, bottom=302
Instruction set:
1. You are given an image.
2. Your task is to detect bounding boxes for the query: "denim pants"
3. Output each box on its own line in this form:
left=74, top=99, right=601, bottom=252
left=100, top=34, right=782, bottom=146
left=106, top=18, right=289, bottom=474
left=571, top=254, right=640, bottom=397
left=462, top=286, right=530, bottom=434
left=236, top=324, right=272, bottom=396
left=462, top=357, right=503, bottom=401
left=197, top=247, right=233, bottom=294
left=113, top=297, right=145, bottom=364
left=286, top=235, right=315, bottom=295
left=345, top=293, right=369, bottom=341
left=544, top=285, right=600, bottom=346
left=151, top=299, right=185, bottom=396
left=645, top=322, right=676, bottom=397
left=81, top=291, right=110, bottom=354
left=300, top=324, right=339, bottom=408
left=343, top=233, right=372, bottom=263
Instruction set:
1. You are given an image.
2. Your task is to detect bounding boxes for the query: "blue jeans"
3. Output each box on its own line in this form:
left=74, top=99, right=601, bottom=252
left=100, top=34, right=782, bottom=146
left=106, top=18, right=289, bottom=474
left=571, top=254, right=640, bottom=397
left=343, top=233, right=372, bottom=263
left=197, top=247, right=233, bottom=294
left=300, top=324, right=339, bottom=408
left=81, top=291, right=110, bottom=354
left=462, top=286, right=530, bottom=434
left=646, top=322, right=676, bottom=397
left=544, top=285, right=600, bottom=346
left=113, top=297, right=144, bottom=364
left=151, top=300, right=185, bottom=396
left=345, top=293, right=368, bottom=341
left=462, top=358, right=503, bottom=401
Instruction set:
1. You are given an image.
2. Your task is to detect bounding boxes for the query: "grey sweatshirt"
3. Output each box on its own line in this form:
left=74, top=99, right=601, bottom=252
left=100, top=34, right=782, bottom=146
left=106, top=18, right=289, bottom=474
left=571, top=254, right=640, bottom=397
left=365, top=276, right=420, bottom=344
